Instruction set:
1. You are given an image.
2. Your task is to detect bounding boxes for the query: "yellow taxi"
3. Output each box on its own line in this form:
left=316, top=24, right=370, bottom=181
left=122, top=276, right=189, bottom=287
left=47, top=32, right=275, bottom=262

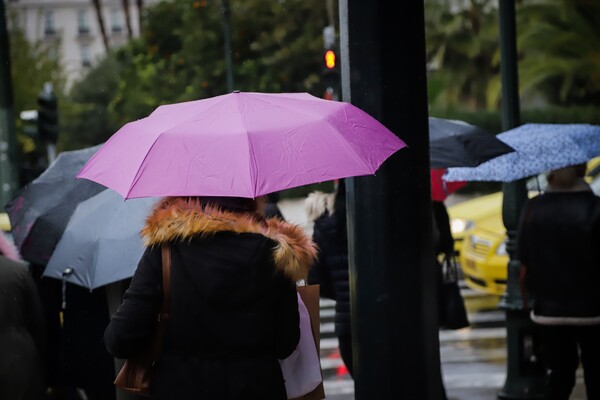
left=0, top=212, right=10, bottom=233
left=447, top=157, right=600, bottom=296
left=446, top=191, right=502, bottom=256
left=453, top=192, right=506, bottom=295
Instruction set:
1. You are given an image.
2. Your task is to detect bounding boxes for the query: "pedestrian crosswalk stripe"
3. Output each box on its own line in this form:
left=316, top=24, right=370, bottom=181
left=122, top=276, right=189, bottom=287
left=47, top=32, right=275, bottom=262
left=439, top=327, right=506, bottom=342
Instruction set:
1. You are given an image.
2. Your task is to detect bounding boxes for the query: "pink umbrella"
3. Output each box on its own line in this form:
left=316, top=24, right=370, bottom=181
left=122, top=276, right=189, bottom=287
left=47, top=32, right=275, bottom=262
left=77, top=91, right=406, bottom=199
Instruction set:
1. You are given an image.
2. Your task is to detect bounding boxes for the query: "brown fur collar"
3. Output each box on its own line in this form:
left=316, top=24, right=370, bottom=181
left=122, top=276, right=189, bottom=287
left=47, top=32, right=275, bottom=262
left=141, top=198, right=317, bottom=281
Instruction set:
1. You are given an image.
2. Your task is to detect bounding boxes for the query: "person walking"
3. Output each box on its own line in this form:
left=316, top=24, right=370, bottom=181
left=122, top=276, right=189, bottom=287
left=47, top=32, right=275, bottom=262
left=518, top=163, right=600, bottom=400
left=0, top=231, right=47, bottom=400
left=305, top=179, right=353, bottom=377
left=104, top=196, right=317, bottom=399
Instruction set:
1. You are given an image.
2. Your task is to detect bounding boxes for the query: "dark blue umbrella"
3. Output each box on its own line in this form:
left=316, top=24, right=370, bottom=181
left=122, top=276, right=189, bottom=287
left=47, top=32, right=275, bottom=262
left=4, top=145, right=105, bottom=265
left=428, top=117, right=515, bottom=168
left=444, top=123, right=600, bottom=182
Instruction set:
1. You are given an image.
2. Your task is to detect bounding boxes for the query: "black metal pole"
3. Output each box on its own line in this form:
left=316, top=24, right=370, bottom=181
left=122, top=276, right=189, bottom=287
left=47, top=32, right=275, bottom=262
left=0, top=0, right=19, bottom=207
left=497, top=1, right=545, bottom=398
left=340, top=1, right=443, bottom=398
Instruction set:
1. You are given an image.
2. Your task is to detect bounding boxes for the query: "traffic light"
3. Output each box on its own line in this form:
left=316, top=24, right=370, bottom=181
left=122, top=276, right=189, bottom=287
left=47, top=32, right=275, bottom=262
left=324, top=49, right=336, bottom=69
left=37, top=85, right=59, bottom=143
left=322, top=47, right=340, bottom=100
left=322, top=26, right=340, bottom=100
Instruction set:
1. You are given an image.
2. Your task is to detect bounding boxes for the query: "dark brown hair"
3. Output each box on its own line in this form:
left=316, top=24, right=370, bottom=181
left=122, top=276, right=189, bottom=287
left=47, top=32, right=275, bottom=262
left=187, top=196, right=257, bottom=213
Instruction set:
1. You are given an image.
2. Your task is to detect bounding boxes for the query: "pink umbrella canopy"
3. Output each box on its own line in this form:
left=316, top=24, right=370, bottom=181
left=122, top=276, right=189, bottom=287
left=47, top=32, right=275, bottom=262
left=77, top=91, right=406, bottom=199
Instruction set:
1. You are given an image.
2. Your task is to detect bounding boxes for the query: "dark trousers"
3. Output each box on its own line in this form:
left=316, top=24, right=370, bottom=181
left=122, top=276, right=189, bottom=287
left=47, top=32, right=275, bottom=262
left=540, top=324, right=600, bottom=400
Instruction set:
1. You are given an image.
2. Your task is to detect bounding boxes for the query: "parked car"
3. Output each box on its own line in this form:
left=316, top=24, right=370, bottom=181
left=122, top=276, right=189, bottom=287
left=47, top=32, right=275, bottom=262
left=447, top=158, right=600, bottom=296
left=446, top=191, right=502, bottom=256
left=0, top=212, right=10, bottom=233
left=454, top=193, right=506, bottom=295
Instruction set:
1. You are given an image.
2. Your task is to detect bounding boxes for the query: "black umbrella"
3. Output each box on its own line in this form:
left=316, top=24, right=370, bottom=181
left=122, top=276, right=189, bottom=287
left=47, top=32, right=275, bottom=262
left=429, top=117, right=515, bottom=168
left=5, top=144, right=106, bottom=265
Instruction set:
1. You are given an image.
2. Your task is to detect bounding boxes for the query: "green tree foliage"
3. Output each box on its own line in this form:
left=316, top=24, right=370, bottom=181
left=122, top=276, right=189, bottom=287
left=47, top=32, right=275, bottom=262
left=60, top=54, right=121, bottom=150
left=8, top=18, right=64, bottom=118
left=517, top=0, right=600, bottom=106
left=425, top=0, right=500, bottom=111
left=107, top=0, right=330, bottom=127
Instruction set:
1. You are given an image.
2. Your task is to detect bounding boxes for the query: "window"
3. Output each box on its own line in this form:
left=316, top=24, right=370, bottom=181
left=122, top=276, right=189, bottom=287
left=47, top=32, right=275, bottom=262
left=81, top=44, right=91, bottom=67
left=44, top=11, right=56, bottom=36
left=78, top=10, right=90, bottom=34
left=111, top=9, right=123, bottom=33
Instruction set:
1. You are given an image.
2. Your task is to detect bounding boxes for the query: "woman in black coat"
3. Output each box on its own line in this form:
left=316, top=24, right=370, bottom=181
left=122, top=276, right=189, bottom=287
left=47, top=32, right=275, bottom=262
left=305, top=180, right=353, bottom=376
left=104, top=196, right=317, bottom=400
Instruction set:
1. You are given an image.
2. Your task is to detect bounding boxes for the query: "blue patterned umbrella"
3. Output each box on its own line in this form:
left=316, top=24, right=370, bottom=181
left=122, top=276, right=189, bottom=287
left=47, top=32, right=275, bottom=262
left=444, top=123, right=600, bottom=182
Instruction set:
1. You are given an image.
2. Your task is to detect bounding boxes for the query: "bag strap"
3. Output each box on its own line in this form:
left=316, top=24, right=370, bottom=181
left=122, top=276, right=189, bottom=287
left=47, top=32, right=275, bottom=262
left=152, top=245, right=171, bottom=359
left=160, top=245, right=172, bottom=322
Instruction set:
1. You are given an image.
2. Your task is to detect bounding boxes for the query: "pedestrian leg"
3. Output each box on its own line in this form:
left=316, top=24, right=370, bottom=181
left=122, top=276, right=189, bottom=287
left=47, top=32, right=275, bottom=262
left=541, top=325, right=579, bottom=400
left=577, top=325, right=600, bottom=400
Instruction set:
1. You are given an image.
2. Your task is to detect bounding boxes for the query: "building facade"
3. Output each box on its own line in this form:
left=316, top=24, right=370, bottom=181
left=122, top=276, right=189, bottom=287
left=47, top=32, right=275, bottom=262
left=7, top=0, right=156, bottom=87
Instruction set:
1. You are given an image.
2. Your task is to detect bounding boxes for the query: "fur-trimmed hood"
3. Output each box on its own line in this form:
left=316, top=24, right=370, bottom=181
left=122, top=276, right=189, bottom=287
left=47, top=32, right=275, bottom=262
left=141, top=198, right=317, bottom=282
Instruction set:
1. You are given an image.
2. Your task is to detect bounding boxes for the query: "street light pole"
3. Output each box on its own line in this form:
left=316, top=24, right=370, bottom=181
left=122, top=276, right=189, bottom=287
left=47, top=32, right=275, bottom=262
left=496, top=1, right=545, bottom=398
left=0, top=0, right=19, bottom=207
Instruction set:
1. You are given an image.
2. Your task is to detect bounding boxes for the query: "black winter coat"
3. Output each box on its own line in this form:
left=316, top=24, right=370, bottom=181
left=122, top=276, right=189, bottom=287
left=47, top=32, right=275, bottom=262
left=518, top=191, right=600, bottom=323
left=104, top=199, right=317, bottom=400
left=307, top=209, right=351, bottom=336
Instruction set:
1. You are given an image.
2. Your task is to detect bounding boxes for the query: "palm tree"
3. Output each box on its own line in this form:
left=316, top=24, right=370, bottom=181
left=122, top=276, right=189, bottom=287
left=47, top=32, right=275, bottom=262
left=517, top=0, right=600, bottom=105
left=92, top=0, right=109, bottom=51
left=425, top=0, right=500, bottom=111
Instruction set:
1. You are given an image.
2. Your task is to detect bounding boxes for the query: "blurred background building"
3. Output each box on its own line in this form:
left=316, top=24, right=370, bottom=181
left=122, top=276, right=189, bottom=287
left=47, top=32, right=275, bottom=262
left=6, top=0, right=157, bottom=87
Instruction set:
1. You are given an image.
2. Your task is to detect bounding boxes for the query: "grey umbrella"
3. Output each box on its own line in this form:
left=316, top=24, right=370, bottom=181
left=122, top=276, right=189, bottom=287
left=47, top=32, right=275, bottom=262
left=43, top=189, right=160, bottom=290
left=4, top=144, right=105, bottom=265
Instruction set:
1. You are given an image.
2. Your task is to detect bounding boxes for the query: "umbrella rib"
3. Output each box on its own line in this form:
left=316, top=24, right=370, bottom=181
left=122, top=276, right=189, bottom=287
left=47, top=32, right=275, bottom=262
left=334, top=105, right=384, bottom=174
left=124, top=126, right=184, bottom=198
left=232, top=94, right=259, bottom=198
